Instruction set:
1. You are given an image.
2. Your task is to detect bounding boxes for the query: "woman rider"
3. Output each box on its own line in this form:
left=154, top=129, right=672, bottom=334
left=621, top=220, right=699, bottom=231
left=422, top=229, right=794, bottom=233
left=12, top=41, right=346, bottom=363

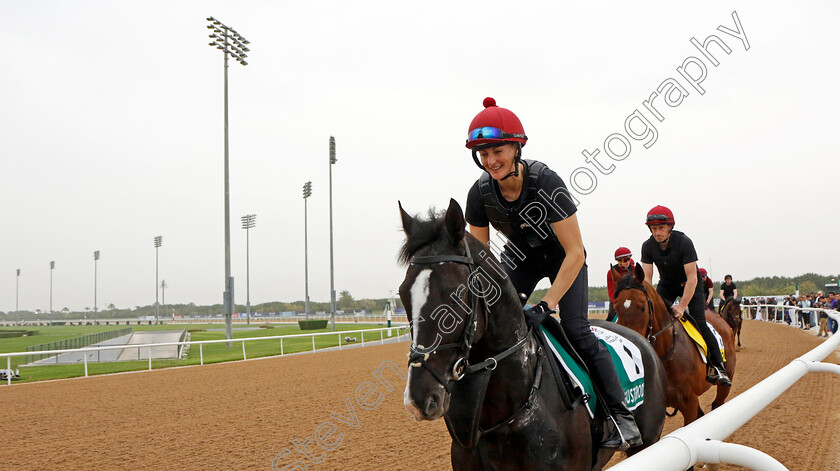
left=606, top=247, right=635, bottom=323
left=463, top=97, right=642, bottom=449
left=700, top=268, right=714, bottom=311
left=640, top=205, right=731, bottom=386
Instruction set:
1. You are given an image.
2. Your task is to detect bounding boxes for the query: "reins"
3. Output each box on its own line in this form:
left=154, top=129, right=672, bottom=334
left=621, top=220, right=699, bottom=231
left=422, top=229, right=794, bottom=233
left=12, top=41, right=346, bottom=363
left=617, top=280, right=678, bottom=361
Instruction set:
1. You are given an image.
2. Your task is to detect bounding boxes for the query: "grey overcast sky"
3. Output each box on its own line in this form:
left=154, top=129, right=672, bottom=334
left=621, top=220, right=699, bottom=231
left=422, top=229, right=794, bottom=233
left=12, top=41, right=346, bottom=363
left=2, top=1, right=838, bottom=313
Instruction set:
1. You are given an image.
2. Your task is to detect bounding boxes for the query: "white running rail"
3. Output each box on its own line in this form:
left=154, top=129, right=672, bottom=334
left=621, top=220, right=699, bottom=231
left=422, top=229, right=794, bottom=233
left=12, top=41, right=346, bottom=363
left=1, top=325, right=410, bottom=386
left=611, top=308, right=840, bottom=470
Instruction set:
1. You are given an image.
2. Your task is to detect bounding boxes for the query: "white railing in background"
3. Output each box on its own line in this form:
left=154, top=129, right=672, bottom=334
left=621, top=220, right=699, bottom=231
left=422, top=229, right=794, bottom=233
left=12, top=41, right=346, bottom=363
left=1, top=325, right=410, bottom=386
left=612, top=308, right=840, bottom=470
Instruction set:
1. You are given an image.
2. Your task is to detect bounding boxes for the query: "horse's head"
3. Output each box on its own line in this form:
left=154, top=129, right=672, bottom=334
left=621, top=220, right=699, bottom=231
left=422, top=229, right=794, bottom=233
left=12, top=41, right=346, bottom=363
left=611, top=263, right=662, bottom=337
left=722, top=297, right=742, bottom=323
left=398, top=199, right=519, bottom=421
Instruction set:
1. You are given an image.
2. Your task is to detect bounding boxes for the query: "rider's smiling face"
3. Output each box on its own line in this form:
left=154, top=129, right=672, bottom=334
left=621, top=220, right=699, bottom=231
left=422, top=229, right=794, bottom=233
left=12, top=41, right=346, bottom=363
left=478, top=144, right=517, bottom=181
left=649, top=224, right=672, bottom=243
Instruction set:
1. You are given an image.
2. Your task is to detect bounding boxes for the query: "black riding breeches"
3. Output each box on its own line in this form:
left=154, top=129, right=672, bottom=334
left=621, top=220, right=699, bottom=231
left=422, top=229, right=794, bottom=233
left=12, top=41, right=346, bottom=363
left=504, top=252, right=626, bottom=408
left=658, top=283, right=726, bottom=368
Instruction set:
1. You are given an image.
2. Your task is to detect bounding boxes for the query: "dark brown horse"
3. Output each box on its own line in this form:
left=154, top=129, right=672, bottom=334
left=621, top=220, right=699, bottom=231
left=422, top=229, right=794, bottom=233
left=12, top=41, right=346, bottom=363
left=400, top=200, right=667, bottom=470
left=719, top=297, right=742, bottom=349
left=610, top=264, right=736, bottom=426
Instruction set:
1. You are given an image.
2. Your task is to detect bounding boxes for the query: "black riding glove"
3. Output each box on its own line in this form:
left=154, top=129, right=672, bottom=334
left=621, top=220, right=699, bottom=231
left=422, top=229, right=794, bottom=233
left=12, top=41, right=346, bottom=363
left=524, top=301, right=555, bottom=329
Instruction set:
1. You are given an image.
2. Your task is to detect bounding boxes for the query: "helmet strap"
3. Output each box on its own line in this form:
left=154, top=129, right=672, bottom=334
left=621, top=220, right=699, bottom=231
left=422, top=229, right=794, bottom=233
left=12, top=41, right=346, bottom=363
left=471, top=149, right=486, bottom=172
left=499, top=143, right=522, bottom=181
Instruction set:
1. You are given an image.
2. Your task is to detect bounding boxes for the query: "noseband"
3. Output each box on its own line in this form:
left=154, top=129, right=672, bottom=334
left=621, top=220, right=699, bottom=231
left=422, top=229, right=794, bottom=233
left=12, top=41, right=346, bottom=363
left=618, top=282, right=677, bottom=360
left=407, top=240, right=528, bottom=392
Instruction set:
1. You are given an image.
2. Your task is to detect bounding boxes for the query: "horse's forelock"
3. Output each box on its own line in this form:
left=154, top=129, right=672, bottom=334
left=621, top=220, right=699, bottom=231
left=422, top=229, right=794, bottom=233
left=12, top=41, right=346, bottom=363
left=614, top=273, right=645, bottom=298
left=397, top=209, right=457, bottom=265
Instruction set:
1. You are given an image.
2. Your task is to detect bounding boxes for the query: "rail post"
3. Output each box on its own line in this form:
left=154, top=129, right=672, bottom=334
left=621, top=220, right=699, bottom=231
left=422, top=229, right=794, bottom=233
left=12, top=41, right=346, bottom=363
left=200, top=344, right=204, bottom=366
left=242, top=340, right=247, bottom=360
left=84, top=353, right=88, bottom=377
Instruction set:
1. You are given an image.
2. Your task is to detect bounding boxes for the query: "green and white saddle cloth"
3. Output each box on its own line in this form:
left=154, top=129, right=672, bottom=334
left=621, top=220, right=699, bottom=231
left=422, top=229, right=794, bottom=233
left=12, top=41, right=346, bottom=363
left=540, top=325, right=645, bottom=418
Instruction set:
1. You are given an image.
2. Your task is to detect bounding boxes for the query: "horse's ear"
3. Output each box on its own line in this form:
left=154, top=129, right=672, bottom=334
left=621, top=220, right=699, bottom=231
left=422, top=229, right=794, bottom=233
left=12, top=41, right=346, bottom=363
left=399, top=201, right=414, bottom=236
left=444, top=198, right=466, bottom=243
left=634, top=262, right=645, bottom=284
left=609, top=264, right=621, bottom=284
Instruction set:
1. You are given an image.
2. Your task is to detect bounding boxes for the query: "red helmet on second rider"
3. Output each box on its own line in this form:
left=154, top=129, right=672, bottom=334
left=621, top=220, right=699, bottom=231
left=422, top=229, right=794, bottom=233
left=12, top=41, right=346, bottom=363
left=645, top=205, right=675, bottom=226
left=699, top=268, right=708, bottom=277
left=614, top=247, right=632, bottom=260
left=465, top=97, right=528, bottom=150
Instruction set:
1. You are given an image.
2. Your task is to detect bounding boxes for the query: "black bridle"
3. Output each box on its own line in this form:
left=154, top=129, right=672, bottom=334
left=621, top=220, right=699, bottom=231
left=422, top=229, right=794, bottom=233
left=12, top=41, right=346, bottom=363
left=618, top=282, right=678, bottom=360
left=407, top=240, right=528, bottom=393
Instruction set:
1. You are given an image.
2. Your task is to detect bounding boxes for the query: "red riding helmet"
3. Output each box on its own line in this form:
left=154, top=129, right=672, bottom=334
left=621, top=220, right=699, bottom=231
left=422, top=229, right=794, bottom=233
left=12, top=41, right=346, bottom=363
left=699, top=268, right=708, bottom=277
left=465, top=97, right=528, bottom=150
left=614, top=247, right=632, bottom=260
left=645, top=205, right=675, bottom=226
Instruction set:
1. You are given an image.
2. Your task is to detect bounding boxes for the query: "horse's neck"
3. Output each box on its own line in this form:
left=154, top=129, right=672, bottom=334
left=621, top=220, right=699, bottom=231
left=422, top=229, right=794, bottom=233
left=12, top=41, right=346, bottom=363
left=648, top=287, right=676, bottom=341
left=474, top=295, right=537, bottom=428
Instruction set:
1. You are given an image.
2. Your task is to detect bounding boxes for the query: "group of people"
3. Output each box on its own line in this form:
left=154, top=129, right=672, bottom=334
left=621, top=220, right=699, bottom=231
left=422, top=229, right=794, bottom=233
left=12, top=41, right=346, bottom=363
left=744, top=293, right=839, bottom=336
left=461, top=98, right=730, bottom=449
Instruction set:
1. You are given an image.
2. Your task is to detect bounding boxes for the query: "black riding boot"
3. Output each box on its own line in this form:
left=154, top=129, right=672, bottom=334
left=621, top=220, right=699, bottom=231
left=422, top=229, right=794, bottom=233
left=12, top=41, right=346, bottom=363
left=706, top=362, right=731, bottom=386
left=602, top=403, right=642, bottom=450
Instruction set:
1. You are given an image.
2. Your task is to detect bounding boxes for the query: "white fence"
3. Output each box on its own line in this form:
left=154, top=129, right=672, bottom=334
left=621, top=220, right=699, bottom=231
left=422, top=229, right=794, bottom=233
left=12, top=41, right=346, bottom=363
left=1, top=325, right=410, bottom=386
left=613, top=307, right=840, bottom=470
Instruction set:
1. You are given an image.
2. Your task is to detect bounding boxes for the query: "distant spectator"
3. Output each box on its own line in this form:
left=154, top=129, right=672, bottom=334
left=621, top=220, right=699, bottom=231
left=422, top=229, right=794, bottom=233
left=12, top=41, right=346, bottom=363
left=817, top=296, right=829, bottom=337
left=783, top=296, right=795, bottom=325
left=798, top=295, right=811, bottom=329
left=829, top=292, right=839, bottom=334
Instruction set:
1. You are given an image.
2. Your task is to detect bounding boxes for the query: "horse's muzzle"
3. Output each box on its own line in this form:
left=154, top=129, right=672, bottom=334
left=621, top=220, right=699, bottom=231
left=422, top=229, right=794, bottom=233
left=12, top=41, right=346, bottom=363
left=404, top=381, right=450, bottom=421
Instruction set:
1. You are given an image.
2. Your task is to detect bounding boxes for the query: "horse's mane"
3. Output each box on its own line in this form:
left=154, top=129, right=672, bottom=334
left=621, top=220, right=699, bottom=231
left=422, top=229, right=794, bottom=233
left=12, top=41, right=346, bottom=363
left=397, top=209, right=458, bottom=265
left=614, top=272, right=645, bottom=297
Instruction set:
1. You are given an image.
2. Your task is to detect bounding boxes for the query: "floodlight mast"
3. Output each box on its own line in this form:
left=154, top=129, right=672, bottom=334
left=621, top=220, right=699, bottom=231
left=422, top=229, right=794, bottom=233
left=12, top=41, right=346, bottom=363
left=206, top=16, right=251, bottom=344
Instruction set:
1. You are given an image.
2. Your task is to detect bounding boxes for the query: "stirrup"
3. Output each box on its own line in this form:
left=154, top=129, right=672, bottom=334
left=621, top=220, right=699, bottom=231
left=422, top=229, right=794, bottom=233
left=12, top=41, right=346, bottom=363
left=707, top=366, right=731, bottom=386
left=602, top=412, right=642, bottom=450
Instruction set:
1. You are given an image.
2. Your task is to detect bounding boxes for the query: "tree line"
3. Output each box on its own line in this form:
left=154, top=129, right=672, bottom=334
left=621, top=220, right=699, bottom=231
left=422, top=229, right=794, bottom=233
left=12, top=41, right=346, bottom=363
left=3, top=273, right=837, bottom=321
left=529, top=272, right=839, bottom=304
left=1, top=290, right=405, bottom=321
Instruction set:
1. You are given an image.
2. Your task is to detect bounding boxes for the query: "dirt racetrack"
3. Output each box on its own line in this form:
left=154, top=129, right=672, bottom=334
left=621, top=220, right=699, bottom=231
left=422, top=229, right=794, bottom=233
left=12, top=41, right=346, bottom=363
left=2, top=319, right=840, bottom=470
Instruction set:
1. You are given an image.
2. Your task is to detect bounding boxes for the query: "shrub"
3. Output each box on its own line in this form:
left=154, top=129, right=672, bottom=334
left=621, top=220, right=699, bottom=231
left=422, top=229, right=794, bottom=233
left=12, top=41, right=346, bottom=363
left=298, top=320, right=328, bottom=330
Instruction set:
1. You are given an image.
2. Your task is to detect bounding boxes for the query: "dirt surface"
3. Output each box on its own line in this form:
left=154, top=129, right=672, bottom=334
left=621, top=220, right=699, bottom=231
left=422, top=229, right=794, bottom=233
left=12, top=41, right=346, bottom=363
left=1, top=319, right=839, bottom=470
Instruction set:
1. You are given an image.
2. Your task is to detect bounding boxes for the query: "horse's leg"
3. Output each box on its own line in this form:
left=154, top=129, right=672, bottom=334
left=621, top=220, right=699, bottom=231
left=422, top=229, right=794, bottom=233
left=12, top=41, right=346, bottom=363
left=450, top=443, right=481, bottom=471
left=679, top=395, right=701, bottom=427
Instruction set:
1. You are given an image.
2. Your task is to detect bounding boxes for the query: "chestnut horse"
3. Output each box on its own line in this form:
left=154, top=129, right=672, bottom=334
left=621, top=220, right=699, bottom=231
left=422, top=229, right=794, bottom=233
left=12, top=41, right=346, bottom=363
left=719, top=297, right=743, bottom=349
left=611, top=264, right=736, bottom=426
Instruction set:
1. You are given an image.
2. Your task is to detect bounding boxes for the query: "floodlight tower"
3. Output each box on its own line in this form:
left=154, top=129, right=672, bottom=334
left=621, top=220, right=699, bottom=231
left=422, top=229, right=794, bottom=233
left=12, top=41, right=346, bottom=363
left=154, top=236, right=162, bottom=323
left=328, top=137, right=337, bottom=331
left=49, top=261, right=55, bottom=320
left=93, top=251, right=100, bottom=322
left=303, top=181, right=312, bottom=317
left=206, top=16, right=250, bottom=344
left=241, top=214, right=256, bottom=325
